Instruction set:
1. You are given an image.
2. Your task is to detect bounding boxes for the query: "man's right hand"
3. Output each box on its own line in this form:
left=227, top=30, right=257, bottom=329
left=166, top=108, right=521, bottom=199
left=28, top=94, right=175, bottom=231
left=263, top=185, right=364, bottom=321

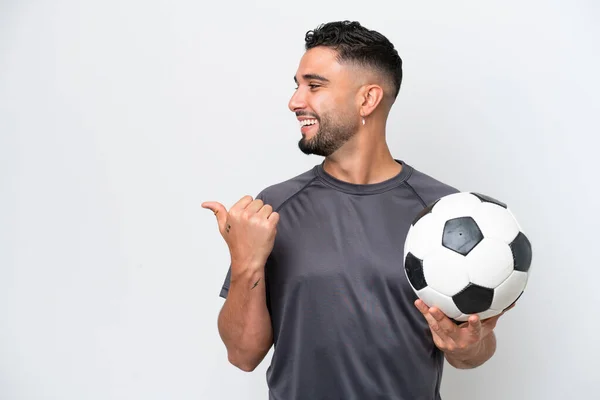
left=202, top=195, right=280, bottom=272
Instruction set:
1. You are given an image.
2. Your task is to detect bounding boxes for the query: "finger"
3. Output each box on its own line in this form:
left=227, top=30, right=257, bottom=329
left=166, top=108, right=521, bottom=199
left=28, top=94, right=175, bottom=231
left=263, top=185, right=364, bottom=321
left=201, top=201, right=225, bottom=214
left=466, top=314, right=482, bottom=338
left=257, top=204, right=274, bottom=218
left=414, top=300, right=452, bottom=342
left=230, top=195, right=254, bottom=213
left=430, top=326, right=448, bottom=348
left=245, top=199, right=265, bottom=214
left=414, top=299, right=429, bottom=314
left=201, top=201, right=228, bottom=231
left=429, top=307, right=459, bottom=339
left=267, top=211, right=280, bottom=224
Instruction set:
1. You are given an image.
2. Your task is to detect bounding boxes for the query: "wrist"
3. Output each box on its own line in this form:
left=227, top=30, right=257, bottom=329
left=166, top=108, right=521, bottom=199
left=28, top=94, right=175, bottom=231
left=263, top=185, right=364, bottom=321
left=445, top=332, right=496, bottom=369
left=230, top=259, right=265, bottom=283
left=452, top=338, right=485, bottom=360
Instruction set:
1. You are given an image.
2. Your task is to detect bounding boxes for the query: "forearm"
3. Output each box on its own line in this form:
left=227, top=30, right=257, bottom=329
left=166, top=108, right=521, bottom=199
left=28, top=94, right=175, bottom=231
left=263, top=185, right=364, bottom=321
left=218, top=266, right=273, bottom=371
left=444, top=332, right=497, bottom=369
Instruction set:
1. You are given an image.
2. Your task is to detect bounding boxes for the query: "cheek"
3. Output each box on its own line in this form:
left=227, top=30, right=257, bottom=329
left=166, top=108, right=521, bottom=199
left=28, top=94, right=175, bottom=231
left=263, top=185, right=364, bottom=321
left=310, top=93, right=330, bottom=116
left=313, top=92, right=353, bottom=119
left=335, top=91, right=358, bottom=117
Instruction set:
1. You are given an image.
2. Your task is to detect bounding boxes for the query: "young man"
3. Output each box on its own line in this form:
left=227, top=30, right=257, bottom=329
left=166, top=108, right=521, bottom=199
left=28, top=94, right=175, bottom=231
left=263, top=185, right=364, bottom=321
left=203, top=20, right=509, bottom=400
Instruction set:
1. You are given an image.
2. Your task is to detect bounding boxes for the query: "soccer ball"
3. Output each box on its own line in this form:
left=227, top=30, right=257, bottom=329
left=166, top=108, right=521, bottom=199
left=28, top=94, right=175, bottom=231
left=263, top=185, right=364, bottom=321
left=403, top=192, right=532, bottom=323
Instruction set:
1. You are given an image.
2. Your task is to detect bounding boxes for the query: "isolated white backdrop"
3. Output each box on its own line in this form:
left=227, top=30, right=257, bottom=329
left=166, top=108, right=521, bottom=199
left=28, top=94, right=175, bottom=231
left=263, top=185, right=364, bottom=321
left=1, top=0, right=598, bottom=399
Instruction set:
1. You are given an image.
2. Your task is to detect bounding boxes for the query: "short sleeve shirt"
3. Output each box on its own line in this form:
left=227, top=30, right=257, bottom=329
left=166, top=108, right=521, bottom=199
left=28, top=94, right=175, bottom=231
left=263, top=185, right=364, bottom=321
left=220, top=160, right=459, bottom=400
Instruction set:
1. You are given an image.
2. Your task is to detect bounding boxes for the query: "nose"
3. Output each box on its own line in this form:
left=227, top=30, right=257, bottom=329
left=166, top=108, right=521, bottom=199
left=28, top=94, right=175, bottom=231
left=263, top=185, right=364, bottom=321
left=288, top=88, right=307, bottom=113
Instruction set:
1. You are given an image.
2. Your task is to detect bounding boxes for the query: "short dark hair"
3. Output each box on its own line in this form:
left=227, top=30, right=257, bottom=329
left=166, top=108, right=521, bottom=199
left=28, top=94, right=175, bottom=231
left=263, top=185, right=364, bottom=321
left=304, top=21, right=403, bottom=99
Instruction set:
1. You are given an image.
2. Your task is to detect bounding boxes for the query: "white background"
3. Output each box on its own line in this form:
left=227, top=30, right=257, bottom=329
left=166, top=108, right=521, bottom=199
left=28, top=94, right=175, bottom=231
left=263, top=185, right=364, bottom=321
left=1, top=0, right=599, bottom=399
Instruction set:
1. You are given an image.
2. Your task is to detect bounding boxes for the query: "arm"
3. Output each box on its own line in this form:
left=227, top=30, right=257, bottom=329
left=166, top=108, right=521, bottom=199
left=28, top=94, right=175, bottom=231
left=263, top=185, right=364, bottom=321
left=202, top=195, right=280, bottom=372
left=218, top=264, right=273, bottom=372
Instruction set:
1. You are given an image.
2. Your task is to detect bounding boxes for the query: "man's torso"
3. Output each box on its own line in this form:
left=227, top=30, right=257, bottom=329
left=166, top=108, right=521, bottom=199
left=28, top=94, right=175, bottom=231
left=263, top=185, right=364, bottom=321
left=220, top=160, right=458, bottom=400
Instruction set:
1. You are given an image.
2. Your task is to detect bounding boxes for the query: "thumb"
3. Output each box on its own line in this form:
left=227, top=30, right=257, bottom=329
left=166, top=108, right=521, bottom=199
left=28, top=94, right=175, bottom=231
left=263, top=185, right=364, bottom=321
left=201, top=201, right=228, bottom=232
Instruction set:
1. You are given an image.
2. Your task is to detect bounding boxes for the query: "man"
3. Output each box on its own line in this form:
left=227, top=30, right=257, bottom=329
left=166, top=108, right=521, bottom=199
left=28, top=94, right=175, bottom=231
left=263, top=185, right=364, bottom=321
left=203, top=20, right=510, bottom=400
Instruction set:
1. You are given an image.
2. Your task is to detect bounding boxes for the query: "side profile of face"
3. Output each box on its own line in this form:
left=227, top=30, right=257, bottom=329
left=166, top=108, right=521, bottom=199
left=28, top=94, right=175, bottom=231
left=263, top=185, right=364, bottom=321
left=289, top=47, right=361, bottom=157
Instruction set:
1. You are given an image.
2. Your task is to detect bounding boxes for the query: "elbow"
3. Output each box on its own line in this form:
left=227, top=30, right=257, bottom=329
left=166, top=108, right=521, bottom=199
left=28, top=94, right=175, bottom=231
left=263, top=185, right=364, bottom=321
left=233, top=362, right=258, bottom=372
left=225, top=339, right=272, bottom=372
left=237, top=364, right=257, bottom=372
left=227, top=351, right=261, bottom=372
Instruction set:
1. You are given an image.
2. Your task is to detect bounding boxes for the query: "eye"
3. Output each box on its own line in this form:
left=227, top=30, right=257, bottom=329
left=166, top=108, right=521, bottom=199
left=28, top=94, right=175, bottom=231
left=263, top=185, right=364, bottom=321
left=309, top=84, right=320, bottom=90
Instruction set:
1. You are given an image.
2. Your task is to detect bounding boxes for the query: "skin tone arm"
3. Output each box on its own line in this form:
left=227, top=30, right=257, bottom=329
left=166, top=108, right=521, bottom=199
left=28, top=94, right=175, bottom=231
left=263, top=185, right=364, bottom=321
left=203, top=195, right=279, bottom=372
left=415, top=299, right=516, bottom=369
left=217, top=264, right=272, bottom=371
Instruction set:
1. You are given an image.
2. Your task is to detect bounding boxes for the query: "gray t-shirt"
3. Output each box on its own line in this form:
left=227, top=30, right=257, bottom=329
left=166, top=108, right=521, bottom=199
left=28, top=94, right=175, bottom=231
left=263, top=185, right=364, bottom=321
left=219, top=160, right=459, bottom=400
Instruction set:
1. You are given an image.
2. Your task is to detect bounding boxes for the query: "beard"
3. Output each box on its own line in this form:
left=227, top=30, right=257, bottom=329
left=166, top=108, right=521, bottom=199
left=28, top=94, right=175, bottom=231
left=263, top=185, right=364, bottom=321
left=298, top=111, right=359, bottom=157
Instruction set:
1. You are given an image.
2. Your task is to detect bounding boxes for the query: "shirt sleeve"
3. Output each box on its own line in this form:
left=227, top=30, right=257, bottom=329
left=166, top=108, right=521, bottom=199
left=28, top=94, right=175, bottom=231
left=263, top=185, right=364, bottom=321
left=219, top=266, right=232, bottom=299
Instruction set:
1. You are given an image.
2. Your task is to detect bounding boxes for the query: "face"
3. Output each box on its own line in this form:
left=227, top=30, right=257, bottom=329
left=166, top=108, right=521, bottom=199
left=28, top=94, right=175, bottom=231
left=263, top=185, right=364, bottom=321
left=289, top=47, right=361, bottom=157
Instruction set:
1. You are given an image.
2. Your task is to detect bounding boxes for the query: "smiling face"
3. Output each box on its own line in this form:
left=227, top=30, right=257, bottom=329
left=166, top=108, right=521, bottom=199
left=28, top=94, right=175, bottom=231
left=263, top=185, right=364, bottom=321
left=289, top=47, right=361, bottom=157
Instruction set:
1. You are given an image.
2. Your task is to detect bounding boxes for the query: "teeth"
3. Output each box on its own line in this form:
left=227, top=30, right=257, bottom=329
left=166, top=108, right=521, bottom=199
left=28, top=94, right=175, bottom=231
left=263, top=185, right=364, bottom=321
left=300, top=119, right=318, bottom=127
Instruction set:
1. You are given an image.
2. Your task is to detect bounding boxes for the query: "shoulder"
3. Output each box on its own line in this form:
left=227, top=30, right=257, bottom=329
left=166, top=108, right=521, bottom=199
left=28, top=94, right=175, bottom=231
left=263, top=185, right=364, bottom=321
left=256, top=166, right=318, bottom=211
left=403, top=162, right=461, bottom=207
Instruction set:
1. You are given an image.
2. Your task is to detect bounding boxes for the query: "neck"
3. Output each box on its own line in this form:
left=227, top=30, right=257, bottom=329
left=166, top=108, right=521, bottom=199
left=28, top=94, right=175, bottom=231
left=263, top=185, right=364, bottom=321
left=322, top=119, right=401, bottom=185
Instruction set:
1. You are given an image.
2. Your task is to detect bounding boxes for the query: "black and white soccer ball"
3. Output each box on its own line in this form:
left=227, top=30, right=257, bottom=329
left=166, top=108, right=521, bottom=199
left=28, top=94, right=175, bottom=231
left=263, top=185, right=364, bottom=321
left=403, top=192, right=532, bottom=322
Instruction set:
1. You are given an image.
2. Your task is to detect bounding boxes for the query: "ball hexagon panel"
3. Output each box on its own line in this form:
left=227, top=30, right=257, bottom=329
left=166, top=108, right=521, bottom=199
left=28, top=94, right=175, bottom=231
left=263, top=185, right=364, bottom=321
left=416, top=286, right=462, bottom=319
left=490, top=270, right=528, bottom=310
left=506, top=207, right=524, bottom=232
left=404, top=212, right=446, bottom=260
left=503, top=291, right=524, bottom=311
left=442, top=217, right=483, bottom=256
left=453, top=314, right=470, bottom=322
left=452, top=283, right=494, bottom=314
left=509, top=232, right=533, bottom=272
left=404, top=252, right=427, bottom=290
left=464, top=237, right=514, bottom=289
left=471, top=202, right=520, bottom=244
left=430, top=192, right=482, bottom=221
left=454, top=308, right=502, bottom=322
left=470, top=192, right=507, bottom=208
left=422, top=248, right=470, bottom=297
left=477, top=308, right=503, bottom=320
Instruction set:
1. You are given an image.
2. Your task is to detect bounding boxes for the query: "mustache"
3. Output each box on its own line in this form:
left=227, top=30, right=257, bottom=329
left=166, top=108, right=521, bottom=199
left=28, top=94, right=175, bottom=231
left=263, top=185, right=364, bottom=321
left=295, top=111, right=319, bottom=120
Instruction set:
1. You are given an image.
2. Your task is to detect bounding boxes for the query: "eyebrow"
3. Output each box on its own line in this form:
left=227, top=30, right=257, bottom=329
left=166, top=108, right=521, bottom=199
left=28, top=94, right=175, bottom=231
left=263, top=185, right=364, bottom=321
left=294, top=74, right=330, bottom=83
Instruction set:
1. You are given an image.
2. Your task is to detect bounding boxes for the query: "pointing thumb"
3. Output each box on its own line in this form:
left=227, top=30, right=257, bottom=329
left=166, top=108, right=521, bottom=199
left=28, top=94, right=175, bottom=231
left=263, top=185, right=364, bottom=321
left=201, top=201, right=228, bottom=232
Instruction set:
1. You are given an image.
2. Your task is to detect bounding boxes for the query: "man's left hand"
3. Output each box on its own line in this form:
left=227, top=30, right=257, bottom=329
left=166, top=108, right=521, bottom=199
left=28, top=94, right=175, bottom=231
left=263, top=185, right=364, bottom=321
left=414, top=299, right=513, bottom=356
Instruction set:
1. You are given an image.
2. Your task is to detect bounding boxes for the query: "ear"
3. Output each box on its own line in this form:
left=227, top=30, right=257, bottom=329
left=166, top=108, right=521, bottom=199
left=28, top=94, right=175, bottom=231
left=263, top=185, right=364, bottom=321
left=357, top=84, right=385, bottom=119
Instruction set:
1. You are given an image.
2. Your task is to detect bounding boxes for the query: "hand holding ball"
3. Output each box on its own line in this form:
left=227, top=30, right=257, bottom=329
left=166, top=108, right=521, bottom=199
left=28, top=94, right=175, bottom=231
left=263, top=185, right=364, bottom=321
left=404, top=192, right=532, bottom=323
